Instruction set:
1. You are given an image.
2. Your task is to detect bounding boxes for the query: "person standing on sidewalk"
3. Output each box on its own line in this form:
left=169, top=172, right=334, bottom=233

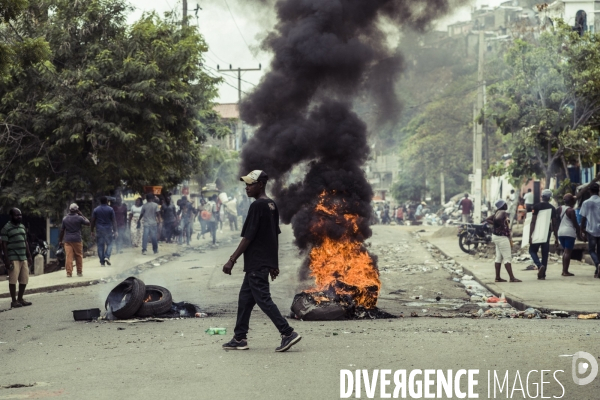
left=221, top=170, right=302, bottom=352
left=128, top=198, right=143, bottom=247
left=508, top=189, right=518, bottom=225
left=528, top=189, right=559, bottom=280
left=139, top=193, right=160, bottom=255
left=1, top=208, right=33, bottom=308
left=111, top=196, right=129, bottom=254
left=524, top=189, right=534, bottom=212
left=487, top=200, right=521, bottom=283
left=580, top=183, right=600, bottom=278
left=58, top=203, right=90, bottom=277
left=459, top=194, right=473, bottom=223
left=556, top=194, right=580, bottom=277
left=161, top=197, right=177, bottom=243
left=91, top=196, right=118, bottom=267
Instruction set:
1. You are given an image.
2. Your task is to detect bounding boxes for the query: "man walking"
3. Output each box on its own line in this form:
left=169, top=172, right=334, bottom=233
left=524, top=188, right=534, bottom=213
left=111, top=196, right=129, bottom=253
left=178, top=200, right=197, bottom=245
left=58, top=203, right=90, bottom=277
left=161, top=197, right=177, bottom=243
left=529, top=189, right=559, bottom=280
left=205, top=195, right=218, bottom=245
left=1, top=208, right=33, bottom=308
left=487, top=200, right=521, bottom=283
left=222, top=170, right=301, bottom=352
left=580, top=183, right=600, bottom=278
left=459, top=193, right=473, bottom=223
left=91, top=196, right=118, bottom=267
left=139, top=193, right=160, bottom=255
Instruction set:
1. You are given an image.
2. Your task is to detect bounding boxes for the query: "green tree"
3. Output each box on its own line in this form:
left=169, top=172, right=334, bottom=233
left=0, top=0, right=228, bottom=217
left=0, top=0, right=50, bottom=77
left=489, top=23, right=600, bottom=187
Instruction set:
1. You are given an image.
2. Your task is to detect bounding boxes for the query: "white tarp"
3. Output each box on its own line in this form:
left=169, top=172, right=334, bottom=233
left=523, top=208, right=552, bottom=244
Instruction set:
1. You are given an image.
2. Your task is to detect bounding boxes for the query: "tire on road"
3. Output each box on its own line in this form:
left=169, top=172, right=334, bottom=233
left=458, top=232, right=479, bottom=254
left=135, top=285, right=173, bottom=317
left=105, top=277, right=146, bottom=319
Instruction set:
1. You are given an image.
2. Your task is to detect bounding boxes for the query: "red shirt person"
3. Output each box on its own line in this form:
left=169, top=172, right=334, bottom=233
left=459, top=194, right=473, bottom=223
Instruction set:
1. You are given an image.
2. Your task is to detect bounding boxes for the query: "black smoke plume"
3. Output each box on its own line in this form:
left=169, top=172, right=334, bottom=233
left=239, top=1, right=464, bottom=277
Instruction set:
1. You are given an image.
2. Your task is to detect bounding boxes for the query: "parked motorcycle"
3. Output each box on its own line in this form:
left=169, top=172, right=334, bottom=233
left=457, top=222, right=492, bottom=253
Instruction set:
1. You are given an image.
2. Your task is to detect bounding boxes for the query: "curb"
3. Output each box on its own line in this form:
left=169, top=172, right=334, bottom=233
left=0, top=280, right=103, bottom=299
left=427, top=240, right=584, bottom=316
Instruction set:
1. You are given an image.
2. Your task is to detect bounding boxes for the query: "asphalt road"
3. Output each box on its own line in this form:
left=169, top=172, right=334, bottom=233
left=0, top=225, right=598, bottom=399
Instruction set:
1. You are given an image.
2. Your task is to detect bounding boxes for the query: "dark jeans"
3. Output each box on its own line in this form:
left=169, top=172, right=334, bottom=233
left=588, top=235, right=600, bottom=273
left=182, top=221, right=193, bottom=245
left=207, top=221, right=217, bottom=244
left=96, top=230, right=113, bottom=265
left=234, top=268, right=293, bottom=340
left=163, top=220, right=176, bottom=243
left=142, top=225, right=158, bottom=253
left=529, top=242, right=549, bottom=268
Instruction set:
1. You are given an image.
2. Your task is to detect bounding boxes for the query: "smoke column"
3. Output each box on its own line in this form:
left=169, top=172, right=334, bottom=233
left=240, top=0, right=464, bottom=291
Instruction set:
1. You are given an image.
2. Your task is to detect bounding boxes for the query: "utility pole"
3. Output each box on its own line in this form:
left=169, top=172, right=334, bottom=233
left=473, top=29, right=485, bottom=223
left=182, top=0, right=188, bottom=26
left=217, top=64, right=262, bottom=150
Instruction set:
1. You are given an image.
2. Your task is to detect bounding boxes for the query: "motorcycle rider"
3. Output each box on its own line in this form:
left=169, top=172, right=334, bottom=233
left=487, top=200, right=521, bottom=283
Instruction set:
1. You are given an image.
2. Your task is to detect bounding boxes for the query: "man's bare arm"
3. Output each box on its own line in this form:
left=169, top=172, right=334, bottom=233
left=222, top=238, right=252, bottom=275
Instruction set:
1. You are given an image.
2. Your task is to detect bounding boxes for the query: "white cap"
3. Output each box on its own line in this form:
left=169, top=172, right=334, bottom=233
left=240, top=170, right=268, bottom=184
left=69, top=203, right=79, bottom=211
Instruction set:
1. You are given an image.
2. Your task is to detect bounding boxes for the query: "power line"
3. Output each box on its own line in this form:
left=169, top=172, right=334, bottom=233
left=204, top=64, right=257, bottom=87
left=202, top=67, right=250, bottom=96
left=223, top=0, right=260, bottom=62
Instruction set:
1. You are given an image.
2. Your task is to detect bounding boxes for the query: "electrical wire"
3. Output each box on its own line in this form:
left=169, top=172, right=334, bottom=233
left=222, top=0, right=260, bottom=62
left=203, top=64, right=257, bottom=87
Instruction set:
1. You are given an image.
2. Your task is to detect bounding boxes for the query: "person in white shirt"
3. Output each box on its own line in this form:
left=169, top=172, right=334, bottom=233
left=523, top=189, right=534, bottom=212
left=580, top=183, right=600, bottom=278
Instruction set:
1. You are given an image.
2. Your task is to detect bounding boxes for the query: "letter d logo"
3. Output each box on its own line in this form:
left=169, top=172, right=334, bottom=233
left=572, top=351, right=598, bottom=386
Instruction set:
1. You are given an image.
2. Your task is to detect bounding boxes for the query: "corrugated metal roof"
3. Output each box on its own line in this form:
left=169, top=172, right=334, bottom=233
left=214, top=103, right=239, bottom=119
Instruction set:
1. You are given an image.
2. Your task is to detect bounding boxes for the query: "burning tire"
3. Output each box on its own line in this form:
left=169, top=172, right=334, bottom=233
left=105, top=277, right=146, bottom=319
left=135, top=285, right=173, bottom=317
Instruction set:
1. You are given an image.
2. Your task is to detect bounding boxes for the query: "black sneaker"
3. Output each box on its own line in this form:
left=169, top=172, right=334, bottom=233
left=275, top=331, right=302, bottom=352
left=222, top=338, right=249, bottom=350
left=105, top=258, right=111, bottom=266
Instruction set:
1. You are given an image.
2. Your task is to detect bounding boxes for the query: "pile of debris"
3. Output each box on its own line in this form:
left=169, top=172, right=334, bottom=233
left=102, top=277, right=205, bottom=320
left=290, top=287, right=394, bottom=321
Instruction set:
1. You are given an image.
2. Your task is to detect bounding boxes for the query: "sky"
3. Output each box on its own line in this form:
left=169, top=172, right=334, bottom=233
left=126, top=0, right=508, bottom=104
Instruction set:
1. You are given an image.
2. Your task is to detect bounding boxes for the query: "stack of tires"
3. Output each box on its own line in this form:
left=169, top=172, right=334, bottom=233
left=105, top=277, right=173, bottom=319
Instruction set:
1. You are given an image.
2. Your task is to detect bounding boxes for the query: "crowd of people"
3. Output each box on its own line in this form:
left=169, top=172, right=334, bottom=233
left=1, top=170, right=302, bottom=352
left=372, top=201, right=431, bottom=225
left=489, top=182, right=600, bottom=282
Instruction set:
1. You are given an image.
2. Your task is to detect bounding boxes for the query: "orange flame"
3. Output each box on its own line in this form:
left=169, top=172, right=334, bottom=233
left=143, top=293, right=162, bottom=303
left=306, top=192, right=380, bottom=309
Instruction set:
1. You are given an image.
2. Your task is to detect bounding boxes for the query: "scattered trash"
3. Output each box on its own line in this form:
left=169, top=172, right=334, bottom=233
left=550, top=311, right=570, bottom=318
left=117, top=327, right=125, bottom=330
left=195, top=312, right=208, bottom=318
left=205, top=327, right=227, bottom=335
left=578, top=314, right=598, bottom=320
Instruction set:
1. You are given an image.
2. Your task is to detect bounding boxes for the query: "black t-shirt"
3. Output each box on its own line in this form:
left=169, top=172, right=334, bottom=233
left=532, top=201, right=556, bottom=241
left=241, top=198, right=281, bottom=272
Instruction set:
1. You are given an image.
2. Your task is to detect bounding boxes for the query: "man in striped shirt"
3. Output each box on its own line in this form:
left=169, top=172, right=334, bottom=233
left=1, top=208, right=33, bottom=308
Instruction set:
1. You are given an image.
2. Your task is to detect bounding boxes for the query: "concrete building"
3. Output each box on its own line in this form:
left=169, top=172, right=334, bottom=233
left=211, top=103, right=255, bottom=151
left=541, top=1, right=600, bottom=33
left=366, top=154, right=399, bottom=201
